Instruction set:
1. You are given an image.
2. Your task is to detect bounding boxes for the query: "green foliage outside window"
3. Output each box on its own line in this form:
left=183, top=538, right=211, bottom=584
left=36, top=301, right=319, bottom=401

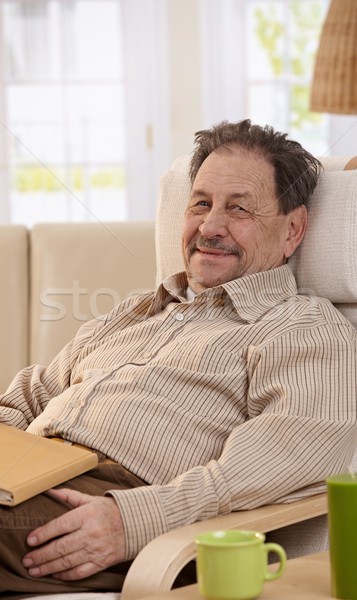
left=14, top=166, right=126, bottom=193
left=253, top=0, right=326, bottom=128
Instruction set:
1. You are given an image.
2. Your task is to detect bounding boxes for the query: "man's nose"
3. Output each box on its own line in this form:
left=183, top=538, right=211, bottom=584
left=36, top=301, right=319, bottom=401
left=198, top=209, right=228, bottom=238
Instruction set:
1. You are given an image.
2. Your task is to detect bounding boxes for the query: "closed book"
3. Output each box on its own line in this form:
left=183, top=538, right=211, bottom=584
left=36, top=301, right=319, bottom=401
left=0, top=424, right=98, bottom=506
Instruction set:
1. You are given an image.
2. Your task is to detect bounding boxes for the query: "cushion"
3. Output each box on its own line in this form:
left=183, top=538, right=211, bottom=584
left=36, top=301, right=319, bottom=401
left=289, top=170, right=357, bottom=304
left=155, top=156, right=189, bottom=284
left=0, top=225, right=29, bottom=391
left=30, top=222, right=156, bottom=367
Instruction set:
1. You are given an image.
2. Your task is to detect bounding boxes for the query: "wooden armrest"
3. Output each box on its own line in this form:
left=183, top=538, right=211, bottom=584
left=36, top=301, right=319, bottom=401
left=121, top=493, right=327, bottom=600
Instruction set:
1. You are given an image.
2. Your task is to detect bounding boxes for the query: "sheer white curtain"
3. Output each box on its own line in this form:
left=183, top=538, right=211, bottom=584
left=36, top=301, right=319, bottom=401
left=0, top=0, right=170, bottom=225
left=121, top=0, right=170, bottom=221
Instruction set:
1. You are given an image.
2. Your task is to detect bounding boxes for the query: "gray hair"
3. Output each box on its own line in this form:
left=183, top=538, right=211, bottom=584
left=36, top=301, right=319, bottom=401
left=189, top=119, right=322, bottom=214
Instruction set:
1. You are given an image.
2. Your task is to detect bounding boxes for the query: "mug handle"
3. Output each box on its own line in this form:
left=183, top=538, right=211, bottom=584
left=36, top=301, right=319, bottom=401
left=263, top=543, right=287, bottom=581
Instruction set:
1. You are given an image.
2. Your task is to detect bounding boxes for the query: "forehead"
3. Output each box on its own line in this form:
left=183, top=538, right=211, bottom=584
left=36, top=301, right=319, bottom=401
left=192, top=146, right=276, bottom=197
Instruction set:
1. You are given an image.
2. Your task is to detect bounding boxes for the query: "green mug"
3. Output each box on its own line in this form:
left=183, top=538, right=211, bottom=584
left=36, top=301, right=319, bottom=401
left=195, top=530, right=286, bottom=600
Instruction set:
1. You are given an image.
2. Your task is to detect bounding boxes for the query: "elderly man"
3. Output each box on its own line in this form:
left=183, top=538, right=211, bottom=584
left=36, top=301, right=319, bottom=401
left=1, top=119, right=356, bottom=595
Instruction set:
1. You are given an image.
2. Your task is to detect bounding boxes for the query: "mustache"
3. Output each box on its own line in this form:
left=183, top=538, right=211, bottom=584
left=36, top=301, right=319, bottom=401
left=188, top=236, right=243, bottom=258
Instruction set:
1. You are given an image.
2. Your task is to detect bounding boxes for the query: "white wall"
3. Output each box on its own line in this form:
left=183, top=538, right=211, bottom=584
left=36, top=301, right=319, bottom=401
left=329, top=116, right=357, bottom=156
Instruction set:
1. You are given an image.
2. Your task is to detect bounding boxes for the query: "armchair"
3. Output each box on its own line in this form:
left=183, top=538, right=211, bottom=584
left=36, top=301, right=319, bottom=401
left=121, top=153, right=357, bottom=599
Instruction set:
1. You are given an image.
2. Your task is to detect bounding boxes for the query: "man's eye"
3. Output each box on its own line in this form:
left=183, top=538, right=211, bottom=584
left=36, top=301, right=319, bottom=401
left=189, top=200, right=210, bottom=208
left=231, top=204, right=252, bottom=217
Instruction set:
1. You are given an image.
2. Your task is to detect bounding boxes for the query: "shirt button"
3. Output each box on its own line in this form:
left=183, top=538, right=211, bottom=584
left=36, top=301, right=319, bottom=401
left=175, top=312, right=184, bottom=321
left=142, top=352, right=152, bottom=359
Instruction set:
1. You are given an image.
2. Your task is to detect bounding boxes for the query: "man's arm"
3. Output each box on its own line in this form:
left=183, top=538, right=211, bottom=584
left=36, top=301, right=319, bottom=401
left=0, top=316, right=105, bottom=428
left=0, top=292, right=151, bottom=429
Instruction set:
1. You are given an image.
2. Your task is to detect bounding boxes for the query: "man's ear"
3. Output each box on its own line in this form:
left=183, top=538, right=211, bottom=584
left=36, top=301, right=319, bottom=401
left=284, top=204, right=308, bottom=259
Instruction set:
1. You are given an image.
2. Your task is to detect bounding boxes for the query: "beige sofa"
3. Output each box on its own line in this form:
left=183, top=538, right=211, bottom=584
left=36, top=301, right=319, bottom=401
left=0, top=221, right=157, bottom=394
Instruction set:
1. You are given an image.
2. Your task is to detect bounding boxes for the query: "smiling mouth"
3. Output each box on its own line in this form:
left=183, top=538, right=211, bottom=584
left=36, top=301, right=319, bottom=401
left=187, top=236, right=243, bottom=259
left=191, top=241, right=242, bottom=258
left=196, top=247, right=233, bottom=256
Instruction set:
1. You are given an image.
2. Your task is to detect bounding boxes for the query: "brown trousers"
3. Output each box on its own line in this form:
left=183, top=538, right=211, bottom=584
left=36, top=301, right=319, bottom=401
left=0, top=463, right=146, bottom=597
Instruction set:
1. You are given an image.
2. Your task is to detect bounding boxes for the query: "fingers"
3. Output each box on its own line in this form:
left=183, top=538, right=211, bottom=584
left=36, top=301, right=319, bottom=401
left=26, top=501, right=84, bottom=548
left=23, top=515, right=85, bottom=576
left=24, top=534, right=109, bottom=580
left=46, top=487, right=91, bottom=508
left=26, top=489, right=91, bottom=548
left=24, top=537, right=85, bottom=577
left=23, top=496, right=126, bottom=581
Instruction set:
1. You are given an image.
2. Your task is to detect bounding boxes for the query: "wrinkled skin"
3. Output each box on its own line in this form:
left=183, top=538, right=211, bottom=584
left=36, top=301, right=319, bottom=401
left=182, top=146, right=307, bottom=293
left=23, top=488, right=125, bottom=581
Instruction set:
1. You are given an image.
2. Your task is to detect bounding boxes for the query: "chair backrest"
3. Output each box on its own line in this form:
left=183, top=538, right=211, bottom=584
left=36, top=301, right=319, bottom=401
left=30, top=222, right=156, bottom=366
left=156, top=154, right=357, bottom=328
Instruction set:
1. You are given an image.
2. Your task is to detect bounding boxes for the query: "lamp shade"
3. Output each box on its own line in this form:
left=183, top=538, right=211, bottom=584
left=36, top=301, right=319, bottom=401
left=310, top=0, right=357, bottom=114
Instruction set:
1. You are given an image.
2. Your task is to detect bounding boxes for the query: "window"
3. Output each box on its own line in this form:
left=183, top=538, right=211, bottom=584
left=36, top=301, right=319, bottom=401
left=246, top=0, right=329, bottom=154
left=0, top=0, right=170, bottom=225
left=200, top=0, right=330, bottom=155
left=0, top=0, right=128, bottom=225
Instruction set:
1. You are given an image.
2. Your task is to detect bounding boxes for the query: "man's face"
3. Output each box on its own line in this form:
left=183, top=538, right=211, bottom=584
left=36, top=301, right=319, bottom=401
left=182, top=146, right=306, bottom=293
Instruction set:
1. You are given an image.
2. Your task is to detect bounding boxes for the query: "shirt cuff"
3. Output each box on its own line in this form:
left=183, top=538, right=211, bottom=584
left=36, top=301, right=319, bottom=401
left=107, top=485, right=169, bottom=560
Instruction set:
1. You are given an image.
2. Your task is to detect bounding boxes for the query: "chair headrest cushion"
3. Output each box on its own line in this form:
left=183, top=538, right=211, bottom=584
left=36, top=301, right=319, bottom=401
left=289, top=170, right=357, bottom=303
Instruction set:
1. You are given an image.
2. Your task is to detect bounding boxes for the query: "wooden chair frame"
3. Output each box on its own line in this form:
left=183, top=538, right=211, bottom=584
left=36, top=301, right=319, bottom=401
left=121, top=493, right=327, bottom=599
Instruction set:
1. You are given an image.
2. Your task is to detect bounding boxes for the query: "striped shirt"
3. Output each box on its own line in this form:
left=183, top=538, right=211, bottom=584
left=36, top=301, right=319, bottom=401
left=1, top=265, right=357, bottom=559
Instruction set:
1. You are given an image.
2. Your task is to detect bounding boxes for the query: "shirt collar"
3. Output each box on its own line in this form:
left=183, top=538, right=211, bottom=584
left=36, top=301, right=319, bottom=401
left=221, top=264, right=298, bottom=322
left=147, top=264, right=298, bottom=323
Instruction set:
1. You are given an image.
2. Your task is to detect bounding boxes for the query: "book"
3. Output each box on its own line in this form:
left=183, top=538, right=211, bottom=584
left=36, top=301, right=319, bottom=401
left=0, top=424, right=98, bottom=506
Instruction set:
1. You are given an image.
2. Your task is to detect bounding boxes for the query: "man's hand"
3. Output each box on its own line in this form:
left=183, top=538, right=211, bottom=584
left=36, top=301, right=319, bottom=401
left=22, top=488, right=126, bottom=581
